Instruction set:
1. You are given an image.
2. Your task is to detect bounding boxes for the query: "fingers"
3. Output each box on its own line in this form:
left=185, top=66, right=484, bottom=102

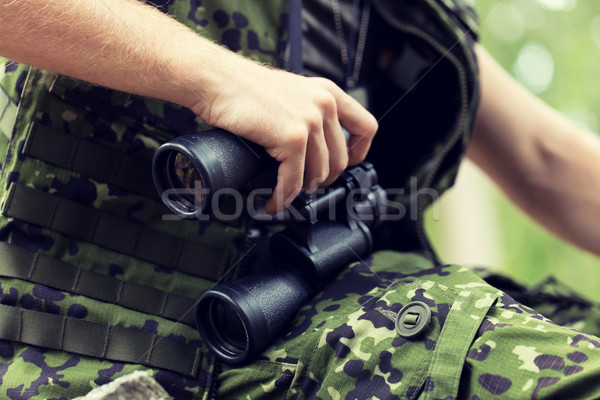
left=322, top=108, right=349, bottom=187
left=265, top=148, right=305, bottom=215
left=262, top=77, right=377, bottom=214
left=304, top=131, right=329, bottom=193
left=331, top=86, right=378, bottom=165
left=265, top=127, right=329, bottom=214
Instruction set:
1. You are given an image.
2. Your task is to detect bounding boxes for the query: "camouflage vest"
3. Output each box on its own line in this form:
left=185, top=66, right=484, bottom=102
left=0, top=0, right=479, bottom=398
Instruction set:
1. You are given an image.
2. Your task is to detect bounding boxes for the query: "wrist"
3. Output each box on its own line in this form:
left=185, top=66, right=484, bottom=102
left=183, top=49, right=264, bottom=124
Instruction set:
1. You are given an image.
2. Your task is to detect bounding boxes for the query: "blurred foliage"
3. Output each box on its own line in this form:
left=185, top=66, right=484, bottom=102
left=476, top=0, right=600, bottom=130
left=427, top=0, right=600, bottom=301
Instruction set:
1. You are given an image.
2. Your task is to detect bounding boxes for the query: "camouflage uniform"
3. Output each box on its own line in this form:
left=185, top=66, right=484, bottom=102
left=0, top=0, right=599, bottom=399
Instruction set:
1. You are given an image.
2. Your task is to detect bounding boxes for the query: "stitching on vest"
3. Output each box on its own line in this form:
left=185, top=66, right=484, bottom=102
left=101, top=324, right=111, bottom=358
left=27, top=252, right=38, bottom=281
left=71, top=267, right=82, bottom=293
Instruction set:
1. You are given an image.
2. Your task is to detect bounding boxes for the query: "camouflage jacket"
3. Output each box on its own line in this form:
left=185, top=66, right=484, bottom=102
left=1, top=0, right=600, bottom=399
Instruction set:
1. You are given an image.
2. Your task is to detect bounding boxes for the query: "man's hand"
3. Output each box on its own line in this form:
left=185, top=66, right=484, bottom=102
left=191, top=61, right=377, bottom=214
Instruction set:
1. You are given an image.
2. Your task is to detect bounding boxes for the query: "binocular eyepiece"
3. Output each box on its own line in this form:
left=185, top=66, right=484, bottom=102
left=152, top=129, right=385, bottom=364
left=152, top=129, right=267, bottom=217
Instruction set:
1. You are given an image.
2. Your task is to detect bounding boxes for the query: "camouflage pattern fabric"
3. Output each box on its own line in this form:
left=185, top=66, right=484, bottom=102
left=2, top=249, right=600, bottom=399
left=1, top=0, right=600, bottom=399
left=478, top=272, right=600, bottom=339
left=217, top=251, right=600, bottom=399
left=0, top=1, right=289, bottom=398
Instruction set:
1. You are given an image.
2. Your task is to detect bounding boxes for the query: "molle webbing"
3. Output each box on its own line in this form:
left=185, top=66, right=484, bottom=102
left=0, top=303, right=203, bottom=377
left=0, top=242, right=197, bottom=327
left=22, top=121, right=245, bottom=228
left=2, top=184, right=226, bottom=281
left=23, top=122, right=157, bottom=199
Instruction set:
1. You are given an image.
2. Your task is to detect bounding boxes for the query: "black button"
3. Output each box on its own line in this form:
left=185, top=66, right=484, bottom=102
left=395, top=301, right=431, bottom=338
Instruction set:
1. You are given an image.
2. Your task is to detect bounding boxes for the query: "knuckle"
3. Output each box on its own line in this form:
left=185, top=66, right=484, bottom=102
left=366, top=119, right=379, bottom=138
left=287, top=129, right=308, bottom=150
left=316, top=77, right=338, bottom=92
left=305, top=111, right=323, bottom=133
left=314, top=92, right=337, bottom=115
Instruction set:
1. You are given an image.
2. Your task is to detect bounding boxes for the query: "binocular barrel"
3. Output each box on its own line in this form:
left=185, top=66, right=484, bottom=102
left=153, top=129, right=382, bottom=364
left=152, top=129, right=265, bottom=217
left=196, top=164, right=377, bottom=364
left=196, top=268, right=312, bottom=363
left=197, top=220, right=371, bottom=364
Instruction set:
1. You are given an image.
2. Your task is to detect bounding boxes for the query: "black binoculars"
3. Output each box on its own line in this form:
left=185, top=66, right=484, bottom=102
left=153, top=129, right=387, bottom=363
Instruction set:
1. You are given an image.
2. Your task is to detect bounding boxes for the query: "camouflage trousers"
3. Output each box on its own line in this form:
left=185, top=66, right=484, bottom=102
left=2, top=250, right=600, bottom=399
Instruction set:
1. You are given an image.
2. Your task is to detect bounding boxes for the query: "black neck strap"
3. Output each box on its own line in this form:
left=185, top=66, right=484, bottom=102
left=288, top=0, right=304, bottom=73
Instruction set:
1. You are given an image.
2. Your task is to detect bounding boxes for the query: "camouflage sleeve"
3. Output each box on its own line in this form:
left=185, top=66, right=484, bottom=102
left=217, top=251, right=600, bottom=399
left=478, top=272, right=600, bottom=338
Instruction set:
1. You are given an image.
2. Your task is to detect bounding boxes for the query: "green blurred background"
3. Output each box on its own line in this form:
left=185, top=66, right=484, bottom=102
left=426, top=0, right=600, bottom=301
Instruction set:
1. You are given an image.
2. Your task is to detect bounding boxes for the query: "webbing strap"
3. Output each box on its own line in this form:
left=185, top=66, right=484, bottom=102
left=0, top=303, right=203, bottom=377
left=2, top=184, right=225, bottom=281
left=21, top=123, right=246, bottom=229
left=0, top=242, right=197, bottom=326
left=23, top=122, right=157, bottom=199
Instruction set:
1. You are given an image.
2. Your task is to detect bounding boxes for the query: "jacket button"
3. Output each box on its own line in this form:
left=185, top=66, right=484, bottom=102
left=395, top=301, right=432, bottom=338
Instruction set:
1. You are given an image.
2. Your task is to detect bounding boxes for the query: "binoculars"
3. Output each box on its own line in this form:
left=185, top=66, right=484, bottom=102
left=153, top=129, right=386, bottom=363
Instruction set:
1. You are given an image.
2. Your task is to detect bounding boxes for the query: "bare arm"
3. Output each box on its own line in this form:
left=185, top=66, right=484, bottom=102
left=0, top=0, right=377, bottom=213
left=467, top=45, right=600, bottom=256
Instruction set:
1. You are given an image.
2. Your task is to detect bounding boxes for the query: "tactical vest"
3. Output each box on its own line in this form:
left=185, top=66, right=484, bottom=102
left=0, top=0, right=479, bottom=398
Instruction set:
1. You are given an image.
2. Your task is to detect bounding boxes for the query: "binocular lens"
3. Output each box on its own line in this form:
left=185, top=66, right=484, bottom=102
left=197, top=270, right=312, bottom=364
left=165, top=152, right=206, bottom=210
left=152, top=129, right=269, bottom=217
left=206, top=298, right=248, bottom=357
left=173, top=153, right=201, bottom=190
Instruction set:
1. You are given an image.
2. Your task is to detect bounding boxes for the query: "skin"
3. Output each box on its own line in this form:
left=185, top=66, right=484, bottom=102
left=468, top=45, right=600, bottom=257
left=0, top=0, right=378, bottom=214
left=0, top=1, right=599, bottom=257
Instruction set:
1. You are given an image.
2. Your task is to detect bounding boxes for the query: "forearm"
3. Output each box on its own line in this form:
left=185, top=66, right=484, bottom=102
left=0, top=0, right=245, bottom=110
left=0, top=0, right=378, bottom=213
left=467, top=45, right=600, bottom=256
